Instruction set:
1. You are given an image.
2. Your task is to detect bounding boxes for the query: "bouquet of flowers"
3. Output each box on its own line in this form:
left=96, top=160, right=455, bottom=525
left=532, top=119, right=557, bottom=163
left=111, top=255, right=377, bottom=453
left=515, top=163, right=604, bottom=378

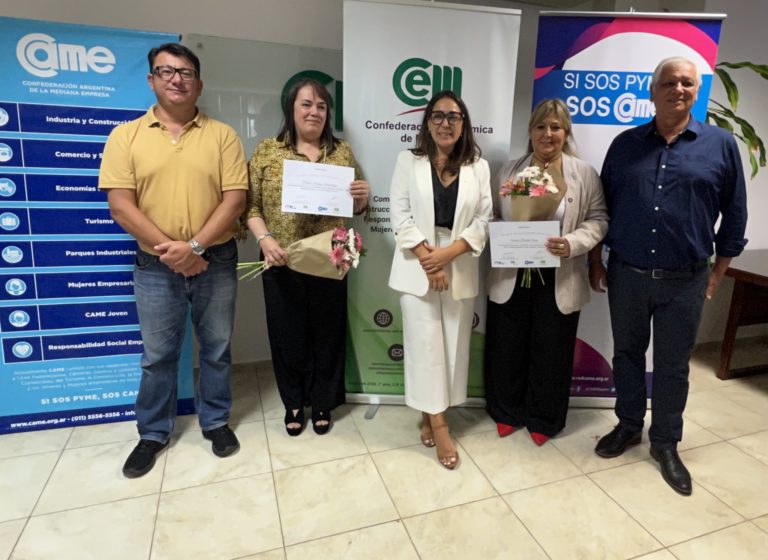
left=238, top=227, right=365, bottom=281
left=328, top=227, right=364, bottom=274
left=499, top=164, right=563, bottom=288
left=499, top=165, right=559, bottom=202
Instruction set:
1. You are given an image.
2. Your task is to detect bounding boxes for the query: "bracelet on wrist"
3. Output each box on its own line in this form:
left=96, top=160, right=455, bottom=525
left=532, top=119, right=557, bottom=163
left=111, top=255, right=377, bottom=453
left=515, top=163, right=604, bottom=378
left=256, top=232, right=273, bottom=244
left=188, top=238, right=205, bottom=256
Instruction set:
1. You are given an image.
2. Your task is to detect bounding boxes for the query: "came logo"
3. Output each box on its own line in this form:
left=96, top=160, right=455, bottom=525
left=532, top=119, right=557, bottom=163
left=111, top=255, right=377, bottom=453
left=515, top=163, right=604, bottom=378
left=16, top=33, right=115, bottom=78
left=281, top=70, right=343, bottom=131
left=392, top=57, right=462, bottom=107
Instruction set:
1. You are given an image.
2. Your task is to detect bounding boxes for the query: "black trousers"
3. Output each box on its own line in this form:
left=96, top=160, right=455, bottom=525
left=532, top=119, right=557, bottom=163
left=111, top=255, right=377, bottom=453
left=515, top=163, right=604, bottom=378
left=484, top=268, right=580, bottom=436
left=607, top=252, right=708, bottom=449
left=261, top=265, right=347, bottom=412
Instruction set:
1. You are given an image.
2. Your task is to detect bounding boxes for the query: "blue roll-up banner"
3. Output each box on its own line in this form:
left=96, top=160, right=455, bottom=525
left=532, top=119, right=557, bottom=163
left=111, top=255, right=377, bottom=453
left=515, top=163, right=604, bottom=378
left=531, top=12, right=724, bottom=404
left=0, top=17, right=191, bottom=433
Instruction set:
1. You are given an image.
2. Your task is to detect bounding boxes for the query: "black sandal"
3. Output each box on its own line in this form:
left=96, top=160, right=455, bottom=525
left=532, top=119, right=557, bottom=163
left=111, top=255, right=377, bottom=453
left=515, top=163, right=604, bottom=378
left=312, top=409, right=332, bottom=435
left=284, top=408, right=305, bottom=437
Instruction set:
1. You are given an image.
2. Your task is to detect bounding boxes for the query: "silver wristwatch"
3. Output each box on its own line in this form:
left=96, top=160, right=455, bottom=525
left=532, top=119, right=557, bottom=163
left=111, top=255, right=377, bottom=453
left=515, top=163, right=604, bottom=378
left=188, top=239, right=205, bottom=256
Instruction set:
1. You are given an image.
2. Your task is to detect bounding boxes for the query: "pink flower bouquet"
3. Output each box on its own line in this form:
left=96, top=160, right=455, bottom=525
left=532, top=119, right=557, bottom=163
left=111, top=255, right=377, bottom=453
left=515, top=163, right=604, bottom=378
left=499, top=164, right=564, bottom=288
left=238, top=227, right=365, bottom=281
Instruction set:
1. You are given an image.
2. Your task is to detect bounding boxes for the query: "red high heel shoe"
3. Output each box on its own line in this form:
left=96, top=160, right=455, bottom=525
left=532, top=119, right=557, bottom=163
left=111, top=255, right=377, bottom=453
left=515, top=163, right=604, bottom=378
left=530, top=432, right=550, bottom=446
left=496, top=423, right=517, bottom=438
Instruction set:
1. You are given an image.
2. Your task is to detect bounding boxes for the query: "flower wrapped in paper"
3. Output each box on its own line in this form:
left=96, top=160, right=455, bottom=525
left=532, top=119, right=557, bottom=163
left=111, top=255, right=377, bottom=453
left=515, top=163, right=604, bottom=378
left=238, top=227, right=364, bottom=281
left=499, top=161, right=566, bottom=287
left=500, top=164, right=564, bottom=221
left=286, top=227, right=363, bottom=280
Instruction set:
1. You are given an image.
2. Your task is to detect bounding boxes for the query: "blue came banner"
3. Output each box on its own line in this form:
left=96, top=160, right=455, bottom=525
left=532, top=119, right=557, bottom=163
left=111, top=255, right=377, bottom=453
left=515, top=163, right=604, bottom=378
left=0, top=17, right=192, bottom=433
left=531, top=12, right=724, bottom=406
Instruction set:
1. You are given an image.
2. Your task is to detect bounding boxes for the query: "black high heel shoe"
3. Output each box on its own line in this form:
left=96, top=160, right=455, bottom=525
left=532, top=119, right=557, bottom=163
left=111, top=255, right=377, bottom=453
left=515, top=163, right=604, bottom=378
left=312, top=409, right=332, bottom=435
left=284, top=408, right=305, bottom=437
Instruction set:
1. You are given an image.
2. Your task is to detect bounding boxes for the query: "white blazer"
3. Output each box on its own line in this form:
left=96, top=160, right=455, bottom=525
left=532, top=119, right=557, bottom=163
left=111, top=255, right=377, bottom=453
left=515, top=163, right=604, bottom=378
left=487, top=153, right=608, bottom=315
left=388, top=150, right=492, bottom=300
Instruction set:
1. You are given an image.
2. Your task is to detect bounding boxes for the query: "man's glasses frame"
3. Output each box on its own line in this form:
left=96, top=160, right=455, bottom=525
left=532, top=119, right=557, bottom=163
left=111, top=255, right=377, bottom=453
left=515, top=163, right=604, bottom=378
left=428, top=111, right=464, bottom=126
left=152, top=65, right=199, bottom=82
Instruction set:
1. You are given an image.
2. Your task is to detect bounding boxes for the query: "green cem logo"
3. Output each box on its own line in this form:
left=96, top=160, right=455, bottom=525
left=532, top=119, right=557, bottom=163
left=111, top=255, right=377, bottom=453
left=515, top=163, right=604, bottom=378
left=392, top=58, right=463, bottom=107
left=281, top=70, right=343, bottom=132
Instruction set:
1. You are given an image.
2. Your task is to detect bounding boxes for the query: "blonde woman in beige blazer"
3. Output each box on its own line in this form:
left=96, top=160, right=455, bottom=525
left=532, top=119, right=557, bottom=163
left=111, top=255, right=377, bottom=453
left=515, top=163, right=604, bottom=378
left=389, top=91, right=492, bottom=470
left=485, top=99, right=608, bottom=446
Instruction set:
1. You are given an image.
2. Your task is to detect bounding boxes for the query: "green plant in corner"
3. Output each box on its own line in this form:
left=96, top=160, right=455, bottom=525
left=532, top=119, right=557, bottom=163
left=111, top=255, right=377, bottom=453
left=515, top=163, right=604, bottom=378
left=707, top=61, right=768, bottom=179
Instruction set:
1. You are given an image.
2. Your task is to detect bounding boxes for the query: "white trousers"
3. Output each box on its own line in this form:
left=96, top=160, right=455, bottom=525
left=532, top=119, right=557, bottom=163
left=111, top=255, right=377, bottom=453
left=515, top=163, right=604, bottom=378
left=400, top=228, right=474, bottom=414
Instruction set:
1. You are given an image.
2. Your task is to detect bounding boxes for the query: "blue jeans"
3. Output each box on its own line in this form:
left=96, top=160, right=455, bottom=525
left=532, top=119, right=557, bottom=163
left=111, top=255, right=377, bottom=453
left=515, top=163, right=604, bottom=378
left=607, top=252, right=708, bottom=449
left=133, top=239, right=238, bottom=443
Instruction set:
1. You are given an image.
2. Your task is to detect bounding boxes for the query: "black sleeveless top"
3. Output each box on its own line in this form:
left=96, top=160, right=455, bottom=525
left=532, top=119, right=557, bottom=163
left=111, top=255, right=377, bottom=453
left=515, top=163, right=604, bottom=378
left=432, top=166, right=459, bottom=230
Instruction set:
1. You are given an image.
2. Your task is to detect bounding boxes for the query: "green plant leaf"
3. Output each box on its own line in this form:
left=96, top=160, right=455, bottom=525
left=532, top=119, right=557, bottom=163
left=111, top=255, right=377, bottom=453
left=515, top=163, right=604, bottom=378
left=707, top=110, right=734, bottom=132
left=735, top=133, right=760, bottom=178
left=714, top=67, right=739, bottom=110
left=714, top=104, right=766, bottom=177
left=717, top=61, right=768, bottom=80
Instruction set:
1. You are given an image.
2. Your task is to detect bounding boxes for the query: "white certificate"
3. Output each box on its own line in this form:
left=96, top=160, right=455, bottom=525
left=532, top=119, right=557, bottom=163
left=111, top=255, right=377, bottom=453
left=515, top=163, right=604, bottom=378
left=281, top=159, right=354, bottom=217
left=489, top=221, right=561, bottom=268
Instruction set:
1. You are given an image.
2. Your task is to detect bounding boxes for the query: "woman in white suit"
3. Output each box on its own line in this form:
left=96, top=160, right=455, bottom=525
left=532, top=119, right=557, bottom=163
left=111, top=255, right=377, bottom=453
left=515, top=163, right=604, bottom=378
left=389, top=91, right=492, bottom=469
left=485, top=98, right=608, bottom=445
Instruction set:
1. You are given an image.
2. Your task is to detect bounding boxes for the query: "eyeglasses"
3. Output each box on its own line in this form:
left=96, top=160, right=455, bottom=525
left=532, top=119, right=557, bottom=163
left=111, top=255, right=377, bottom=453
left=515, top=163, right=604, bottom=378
left=429, top=111, right=463, bottom=126
left=152, top=65, right=199, bottom=82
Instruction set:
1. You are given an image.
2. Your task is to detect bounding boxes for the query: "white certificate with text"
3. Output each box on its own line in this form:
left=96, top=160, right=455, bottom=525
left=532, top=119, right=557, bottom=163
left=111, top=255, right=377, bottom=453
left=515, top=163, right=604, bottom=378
left=489, top=221, right=560, bottom=268
left=281, top=160, right=354, bottom=217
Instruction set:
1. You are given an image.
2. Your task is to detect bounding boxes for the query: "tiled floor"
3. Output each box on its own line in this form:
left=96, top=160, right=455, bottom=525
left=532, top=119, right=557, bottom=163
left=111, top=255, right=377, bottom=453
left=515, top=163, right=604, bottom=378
left=2, top=340, right=768, bottom=559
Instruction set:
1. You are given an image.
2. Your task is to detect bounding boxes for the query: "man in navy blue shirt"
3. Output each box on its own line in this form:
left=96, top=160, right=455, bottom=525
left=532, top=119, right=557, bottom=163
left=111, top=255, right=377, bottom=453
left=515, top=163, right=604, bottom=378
left=589, top=57, right=747, bottom=495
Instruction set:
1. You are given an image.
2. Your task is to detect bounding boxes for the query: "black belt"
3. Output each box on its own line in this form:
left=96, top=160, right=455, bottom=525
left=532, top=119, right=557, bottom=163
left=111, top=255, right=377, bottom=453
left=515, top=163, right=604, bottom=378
left=621, top=259, right=707, bottom=279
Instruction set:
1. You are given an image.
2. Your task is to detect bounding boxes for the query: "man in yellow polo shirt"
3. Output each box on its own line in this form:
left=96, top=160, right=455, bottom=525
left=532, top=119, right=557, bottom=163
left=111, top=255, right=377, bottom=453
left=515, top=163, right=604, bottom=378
left=99, top=43, right=247, bottom=478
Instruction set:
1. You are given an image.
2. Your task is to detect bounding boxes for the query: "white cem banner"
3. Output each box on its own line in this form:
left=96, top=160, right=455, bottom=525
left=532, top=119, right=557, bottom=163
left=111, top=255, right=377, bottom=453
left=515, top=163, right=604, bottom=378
left=343, top=0, right=520, bottom=399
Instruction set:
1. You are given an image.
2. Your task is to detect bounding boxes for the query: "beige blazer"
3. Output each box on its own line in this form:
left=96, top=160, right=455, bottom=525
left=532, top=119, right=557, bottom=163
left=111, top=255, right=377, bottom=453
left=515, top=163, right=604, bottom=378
left=388, top=150, right=493, bottom=300
left=487, top=152, right=608, bottom=315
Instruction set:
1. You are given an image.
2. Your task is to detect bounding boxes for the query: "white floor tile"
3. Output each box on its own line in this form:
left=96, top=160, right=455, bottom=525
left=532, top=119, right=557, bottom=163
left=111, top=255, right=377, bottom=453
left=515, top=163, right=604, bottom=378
left=372, top=442, right=495, bottom=518
left=349, top=404, right=423, bottom=453
left=0, top=519, right=25, bottom=560
left=669, top=521, right=768, bottom=560
left=0, top=452, right=59, bottom=522
left=266, top=408, right=368, bottom=470
left=66, top=420, right=137, bottom=449
left=240, top=549, right=286, bottom=560
left=458, top=429, right=581, bottom=493
left=34, top=441, right=163, bottom=515
left=730, top=430, right=768, bottom=466
left=405, top=497, right=547, bottom=560
left=681, top=442, right=768, bottom=519
left=285, top=521, right=417, bottom=560
left=274, top=455, right=397, bottom=545
left=0, top=427, right=71, bottom=459
left=684, top=389, right=768, bottom=439
left=504, top=476, right=660, bottom=560
left=13, top=495, right=156, bottom=560
left=152, top=474, right=282, bottom=560
left=162, top=420, right=270, bottom=492
left=590, top=459, right=743, bottom=546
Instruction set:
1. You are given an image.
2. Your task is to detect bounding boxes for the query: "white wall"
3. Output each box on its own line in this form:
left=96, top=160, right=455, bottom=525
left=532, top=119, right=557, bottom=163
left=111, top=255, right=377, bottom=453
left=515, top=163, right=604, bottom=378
left=3, top=0, right=765, bottom=356
left=0, top=0, right=346, bottom=49
left=697, top=0, right=768, bottom=341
